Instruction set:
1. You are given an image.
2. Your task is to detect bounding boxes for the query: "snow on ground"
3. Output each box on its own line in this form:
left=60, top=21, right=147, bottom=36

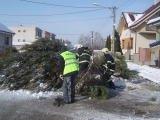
left=0, top=89, right=62, bottom=101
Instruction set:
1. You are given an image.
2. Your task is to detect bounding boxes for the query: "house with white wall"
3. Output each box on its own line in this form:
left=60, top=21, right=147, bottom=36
left=7, top=25, right=56, bottom=49
left=7, top=25, right=43, bottom=43
left=0, top=23, right=15, bottom=51
left=117, top=1, right=160, bottom=56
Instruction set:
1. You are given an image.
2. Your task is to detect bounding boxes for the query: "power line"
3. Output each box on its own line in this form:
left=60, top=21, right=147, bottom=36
left=92, top=11, right=110, bottom=31
left=54, top=30, right=112, bottom=36
left=91, top=0, right=118, bottom=32
left=55, top=33, right=82, bottom=35
left=0, top=17, right=110, bottom=24
left=20, top=0, right=98, bottom=8
left=0, top=8, right=104, bottom=16
left=117, top=0, right=135, bottom=14
left=111, top=0, right=119, bottom=6
left=92, top=0, right=130, bottom=34
left=101, top=31, right=112, bottom=34
left=118, top=0, right=130, bottom=9
left=97, top=17, right=111, bottom=32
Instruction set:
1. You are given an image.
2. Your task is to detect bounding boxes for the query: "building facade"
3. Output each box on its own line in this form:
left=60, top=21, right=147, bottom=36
left=42, top=30, right=56, bottom=41
left=7, top=25, right=43, bottom=43
left=0, top=23, right=15, bottom=51
left=117, top=1, right=160, bottom=55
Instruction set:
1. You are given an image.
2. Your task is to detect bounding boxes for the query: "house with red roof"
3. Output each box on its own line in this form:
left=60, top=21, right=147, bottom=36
left=117, top=1, right=160, bottom=65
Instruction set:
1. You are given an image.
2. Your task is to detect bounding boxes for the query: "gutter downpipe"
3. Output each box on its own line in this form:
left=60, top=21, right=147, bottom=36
left=130, top=27, right=137, bottom=53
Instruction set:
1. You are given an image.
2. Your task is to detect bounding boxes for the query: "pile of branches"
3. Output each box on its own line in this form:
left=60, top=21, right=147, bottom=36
left=76, top=61, right=109, bottom=100
left=75, top=53, right=130, bottom=100
left=0, top=39, right=63, bottom=92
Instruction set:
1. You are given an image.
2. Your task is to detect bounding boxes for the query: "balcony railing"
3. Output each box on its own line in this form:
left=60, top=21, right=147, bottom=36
left=149, top=40, right=160, bottom=48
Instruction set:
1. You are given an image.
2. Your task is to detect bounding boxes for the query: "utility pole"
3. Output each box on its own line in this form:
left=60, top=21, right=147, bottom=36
left=91, top=31, right=94, bottom=63
left=109, top=6, right=118, bottom=57
left=93, top=3, right=118, bottom=56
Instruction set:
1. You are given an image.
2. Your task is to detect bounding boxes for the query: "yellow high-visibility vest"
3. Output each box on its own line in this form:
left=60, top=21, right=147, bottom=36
left=60, top=51, right=79, bottom=75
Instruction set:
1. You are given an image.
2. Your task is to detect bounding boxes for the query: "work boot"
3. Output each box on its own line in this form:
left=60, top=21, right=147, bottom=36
left=71, top=99, right=74, bottom=103
left=111, top=85, right=116, bottom=90
left=53, top=96, right=69, bottom=107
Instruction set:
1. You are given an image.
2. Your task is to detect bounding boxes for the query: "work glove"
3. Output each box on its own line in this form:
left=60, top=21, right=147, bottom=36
left=59, top=73, right=63, bottom=80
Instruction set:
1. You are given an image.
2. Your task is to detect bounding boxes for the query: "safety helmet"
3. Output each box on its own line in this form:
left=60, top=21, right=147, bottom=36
left=77, top=44, right=83, bottom=49
left=101, top=48, right=109, bottom=54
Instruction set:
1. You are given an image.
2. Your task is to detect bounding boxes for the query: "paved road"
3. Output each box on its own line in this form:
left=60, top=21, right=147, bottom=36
left=0, top=80, right=160, bottom=120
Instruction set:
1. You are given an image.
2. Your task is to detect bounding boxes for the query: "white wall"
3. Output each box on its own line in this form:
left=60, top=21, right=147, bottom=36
left=120, top=26, right=156, bottom=55
left=120, top=28, right=136, bottom=55
left=7, top=26, right=42, bottom=43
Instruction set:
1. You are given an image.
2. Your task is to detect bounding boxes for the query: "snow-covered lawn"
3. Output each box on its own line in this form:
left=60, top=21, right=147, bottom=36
left=127, top=62, right=160, bottom=84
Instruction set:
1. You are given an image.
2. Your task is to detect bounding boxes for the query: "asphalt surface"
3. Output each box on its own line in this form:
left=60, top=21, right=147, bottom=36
left=0, top=80, right=160, bottom=120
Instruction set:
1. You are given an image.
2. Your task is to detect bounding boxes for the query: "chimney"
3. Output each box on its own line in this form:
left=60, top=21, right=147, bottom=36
left=154, top=0, right=159, bottom=5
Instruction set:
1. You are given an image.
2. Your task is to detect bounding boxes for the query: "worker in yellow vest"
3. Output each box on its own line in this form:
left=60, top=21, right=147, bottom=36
left=59, top=46, right=79, bottom=103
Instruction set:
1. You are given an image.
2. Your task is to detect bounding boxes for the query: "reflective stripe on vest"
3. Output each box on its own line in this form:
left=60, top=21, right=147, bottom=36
left=60, top=51, right=79, bottom=75
left=79, top=50, right=90, bottom=63
left=76, top=53, right=79, bottom=57
left=79, top=60, right=90, bottom=64
left=103, top=64, right=108, bottom=69
left=80, top=53, right=90, bottom=56
left=103, top=63, right=115, bottom=72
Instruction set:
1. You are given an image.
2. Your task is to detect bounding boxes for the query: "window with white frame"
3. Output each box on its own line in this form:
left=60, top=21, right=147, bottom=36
left=18, top=30, right=21, bottom=32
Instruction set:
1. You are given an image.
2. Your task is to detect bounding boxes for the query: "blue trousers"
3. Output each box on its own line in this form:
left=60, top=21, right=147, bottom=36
left=62, top=75, right=77, bottom=102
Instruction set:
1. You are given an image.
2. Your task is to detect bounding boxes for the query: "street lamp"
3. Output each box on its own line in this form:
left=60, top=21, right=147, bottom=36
left=93, top=3, right=117, bottom=57
left=93, top=3, right=110, bottom=8
left=93, top=3, right=99, bottom=6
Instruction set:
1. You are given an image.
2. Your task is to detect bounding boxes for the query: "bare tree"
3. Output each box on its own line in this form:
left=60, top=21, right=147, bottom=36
left=64, top=39, right=73, bottom=48
left=78, top=34, right=91, bottom=47
left=65, top=40, right=71, bottom=45
left=93, top=32, right=104, bottom=50
left=78, top=32, right=104, bottom=50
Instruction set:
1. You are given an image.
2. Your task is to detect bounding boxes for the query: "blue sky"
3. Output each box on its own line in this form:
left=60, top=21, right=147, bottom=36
left=0, top=0, right=155, bottom=44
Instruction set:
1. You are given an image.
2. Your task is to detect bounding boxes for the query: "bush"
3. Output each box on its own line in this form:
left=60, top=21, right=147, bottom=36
left=0, top=47, right=19, bottom=70
left=115, top=55, right=130, bottom=79
left=0, top=39, right=63, bottom=91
